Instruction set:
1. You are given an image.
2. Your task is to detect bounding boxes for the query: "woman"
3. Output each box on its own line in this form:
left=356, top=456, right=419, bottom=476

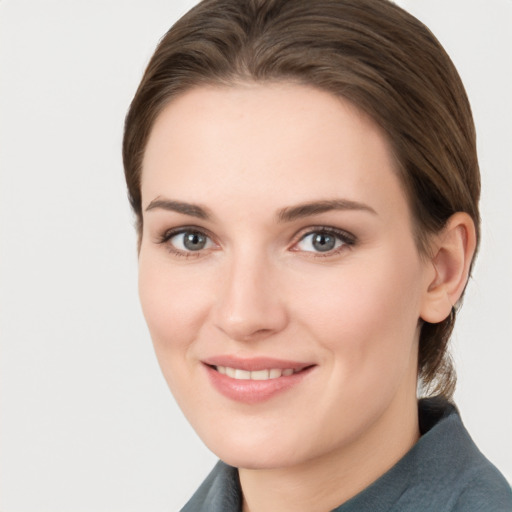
left=122, top=0, right=512, bottom=510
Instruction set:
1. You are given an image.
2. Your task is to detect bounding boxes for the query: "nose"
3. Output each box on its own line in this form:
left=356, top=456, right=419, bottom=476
left=212, top=251, right=289, bottom=342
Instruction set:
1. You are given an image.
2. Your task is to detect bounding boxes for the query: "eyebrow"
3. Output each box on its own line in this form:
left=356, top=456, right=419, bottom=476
left=145, top=197, right=376, bottom=222
left=276, top=199, right=377, bottom=222
left=145, top=198, right=211, bottom=220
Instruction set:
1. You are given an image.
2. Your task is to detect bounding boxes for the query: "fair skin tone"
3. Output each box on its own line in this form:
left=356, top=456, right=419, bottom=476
left=138, top=83, right=476, bottom=512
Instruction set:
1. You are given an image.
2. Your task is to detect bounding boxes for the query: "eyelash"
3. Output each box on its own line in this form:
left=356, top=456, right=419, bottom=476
left=156, top=226, right=357, bottom=258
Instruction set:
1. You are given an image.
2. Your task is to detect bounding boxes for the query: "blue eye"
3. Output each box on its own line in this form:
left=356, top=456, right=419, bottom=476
left=167, top=230, right=214, bottom=252
left=295, top=229, right=353, bottom=254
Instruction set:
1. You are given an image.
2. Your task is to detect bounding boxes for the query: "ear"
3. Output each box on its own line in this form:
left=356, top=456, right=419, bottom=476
left=420, top=212, right=477, bottom=324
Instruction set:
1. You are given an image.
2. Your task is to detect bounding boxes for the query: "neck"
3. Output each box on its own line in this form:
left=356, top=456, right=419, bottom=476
left=239, top=389, right=419, bottom=512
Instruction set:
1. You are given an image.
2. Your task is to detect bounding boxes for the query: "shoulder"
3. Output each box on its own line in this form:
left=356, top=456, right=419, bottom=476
left=411, top=397, right=512, bottom=511
left=337, top=398, right=512, bottom=512
left=451, top=462, right=512, bottom=512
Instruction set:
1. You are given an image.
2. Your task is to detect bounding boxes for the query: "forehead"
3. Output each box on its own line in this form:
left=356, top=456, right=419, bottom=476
left=141, top=83, right=407, bottom=222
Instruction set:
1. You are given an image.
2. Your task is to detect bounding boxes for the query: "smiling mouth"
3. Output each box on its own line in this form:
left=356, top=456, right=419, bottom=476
left=205, top=362, right=315, bottom=403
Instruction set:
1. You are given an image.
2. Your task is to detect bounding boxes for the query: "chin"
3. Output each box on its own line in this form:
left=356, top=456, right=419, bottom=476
left=198, top=426, right=319, bottom=470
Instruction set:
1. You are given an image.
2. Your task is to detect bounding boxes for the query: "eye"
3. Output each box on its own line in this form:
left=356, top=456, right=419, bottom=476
left=161, top=229, right=215, bottom=254
left=294, top=228, right=354, bottom=254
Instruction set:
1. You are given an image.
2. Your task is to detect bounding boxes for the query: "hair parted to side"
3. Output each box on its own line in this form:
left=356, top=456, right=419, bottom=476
left=123, top=0, right=480, bottom=399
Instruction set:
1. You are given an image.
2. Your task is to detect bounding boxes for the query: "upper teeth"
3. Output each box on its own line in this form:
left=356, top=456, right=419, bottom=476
left=216, top=366, right=295, bottom=380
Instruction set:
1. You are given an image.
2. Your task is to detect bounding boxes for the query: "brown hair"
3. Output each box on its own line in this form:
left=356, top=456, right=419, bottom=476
left=123, top=0, right=480, bottom=398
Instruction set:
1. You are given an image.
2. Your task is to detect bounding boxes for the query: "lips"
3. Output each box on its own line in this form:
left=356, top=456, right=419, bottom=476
left=203, top=356, right=315, bottom=404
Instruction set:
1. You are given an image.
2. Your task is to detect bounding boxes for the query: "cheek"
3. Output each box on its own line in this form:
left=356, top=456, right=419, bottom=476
left=138, top=257, right=211, bottom=355
left=137, top=257, right=218, bottom=408
left=290, top=250, right=424, bottom=367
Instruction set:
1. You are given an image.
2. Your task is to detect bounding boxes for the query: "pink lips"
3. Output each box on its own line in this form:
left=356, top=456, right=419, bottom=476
left=203, top=355, right=315, bottom=404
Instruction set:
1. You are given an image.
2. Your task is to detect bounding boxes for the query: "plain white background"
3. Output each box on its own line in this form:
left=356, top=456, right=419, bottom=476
left=0, top=1, right=510, bottom=510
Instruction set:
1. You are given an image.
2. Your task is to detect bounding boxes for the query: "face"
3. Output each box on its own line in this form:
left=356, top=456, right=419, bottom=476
left=138, top=83, right=434, bottom=470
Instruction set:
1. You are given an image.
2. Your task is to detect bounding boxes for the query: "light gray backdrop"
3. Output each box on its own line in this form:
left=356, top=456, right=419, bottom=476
left=1, top=1, right=510, bottom=510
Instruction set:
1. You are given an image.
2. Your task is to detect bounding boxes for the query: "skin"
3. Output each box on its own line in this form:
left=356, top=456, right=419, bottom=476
left=138, top=83, right=475, bottom=512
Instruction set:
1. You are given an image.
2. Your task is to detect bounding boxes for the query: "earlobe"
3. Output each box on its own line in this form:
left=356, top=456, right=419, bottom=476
left=420, top=212, right=477, bottom=324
